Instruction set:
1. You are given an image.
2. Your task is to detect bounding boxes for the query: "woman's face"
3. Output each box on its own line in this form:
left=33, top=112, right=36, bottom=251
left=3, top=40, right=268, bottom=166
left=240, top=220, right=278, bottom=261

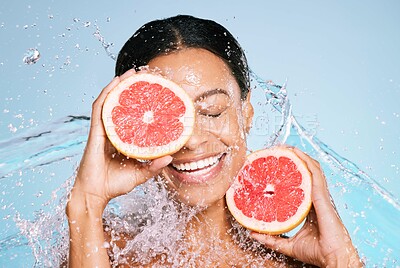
left=148, top=48, right=253, bottom=207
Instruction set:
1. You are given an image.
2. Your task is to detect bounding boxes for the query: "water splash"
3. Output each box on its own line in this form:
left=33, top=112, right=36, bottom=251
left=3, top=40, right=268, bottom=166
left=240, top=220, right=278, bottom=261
left=248, top=72, right=400, bottom=266
left=0, top=115, right=89, bottom=179
left=14, top=176, right=72, bottom=266
left=22, top=48, right=40, bottom=65
left=93, top=25, right=117, bottom=61
left=0, top=75, right=399, bottom=266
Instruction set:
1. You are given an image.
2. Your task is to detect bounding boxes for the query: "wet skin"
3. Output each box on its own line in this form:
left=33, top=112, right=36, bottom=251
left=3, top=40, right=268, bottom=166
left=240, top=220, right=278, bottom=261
left=147, top=48, right=253, bottom=207
left=66, top=47, right=363, bottom=267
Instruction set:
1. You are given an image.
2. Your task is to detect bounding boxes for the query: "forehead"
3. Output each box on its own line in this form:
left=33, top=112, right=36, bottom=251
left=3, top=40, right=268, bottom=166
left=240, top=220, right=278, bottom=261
left=147, top=48, right=240, bottom=101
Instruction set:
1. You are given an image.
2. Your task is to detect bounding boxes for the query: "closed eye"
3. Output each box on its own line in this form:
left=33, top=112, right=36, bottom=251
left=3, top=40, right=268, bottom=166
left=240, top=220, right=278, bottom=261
left=200, top=111, right=223, bottom=118
left=197, top=103, right=228, bottom=118
left=195, top=89, right=231, bottom=118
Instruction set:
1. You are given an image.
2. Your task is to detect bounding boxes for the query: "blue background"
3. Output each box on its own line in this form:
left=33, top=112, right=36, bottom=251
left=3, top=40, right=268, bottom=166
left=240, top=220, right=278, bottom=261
left=1, top=1, right=399, bottom=266
left=1, top=0, right=398, bottom=197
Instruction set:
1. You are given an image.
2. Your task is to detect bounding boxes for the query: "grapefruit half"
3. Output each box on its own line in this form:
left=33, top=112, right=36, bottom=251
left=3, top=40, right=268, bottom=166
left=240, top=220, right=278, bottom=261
left=226, top=147, right=312, bottom=235
left=102, top=73, right=195, bottom=159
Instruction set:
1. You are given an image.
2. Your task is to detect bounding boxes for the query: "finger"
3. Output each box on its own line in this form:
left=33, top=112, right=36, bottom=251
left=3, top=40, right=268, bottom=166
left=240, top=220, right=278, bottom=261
left=120, top=155, right=172, bottom=179
left=148, top=155, right=173, bottom=172
left=250, top=232, right=294, bottom=257
left=89, top=76, right=121, bottom=135
left=86, top=77, right=121, bottom=151
left=88, top=69, right=136, bottom=149
left=291, top=148, right=343, bottom=232
left=109, top=155, right=173, bottom=196
left=305, top=205, right=318, bottom=225
left=104, top=139, right=118, bottom=155
left=290, top=148, right=331, bottom=205
left=119, top=68, right=137, bottom=81
left=137, top=156, right=173, bottom=186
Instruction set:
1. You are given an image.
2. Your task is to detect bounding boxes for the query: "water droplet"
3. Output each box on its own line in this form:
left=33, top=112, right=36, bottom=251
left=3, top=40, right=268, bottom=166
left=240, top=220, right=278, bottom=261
left=106, top=17, right=111, bottom=22
left=48, top=14, right=54, bottom=19
left=83, top=21, right=91, bottom=27
left=22, top=48, right=41, bottom=65
left=8, top=123, right=17, bottom=133
left=64, top=56, right=71, bottom=66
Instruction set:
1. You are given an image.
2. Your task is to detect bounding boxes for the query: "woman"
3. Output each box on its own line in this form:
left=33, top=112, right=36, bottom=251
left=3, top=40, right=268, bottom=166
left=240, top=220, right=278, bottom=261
left=66, top=15, right=363, bottom=267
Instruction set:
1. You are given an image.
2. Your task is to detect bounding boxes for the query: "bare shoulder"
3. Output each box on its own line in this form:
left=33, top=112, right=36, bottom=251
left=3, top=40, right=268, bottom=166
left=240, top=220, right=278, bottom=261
left=103, top=226, right=138, bottom=266
left=102, top=223, right=316, bottom=267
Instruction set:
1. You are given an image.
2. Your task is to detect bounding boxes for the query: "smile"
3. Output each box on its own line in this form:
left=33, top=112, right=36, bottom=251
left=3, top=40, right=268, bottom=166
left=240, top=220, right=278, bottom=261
left=167, top=153, right=226, bottom=184
left=171, top=154, right=222, bottom=171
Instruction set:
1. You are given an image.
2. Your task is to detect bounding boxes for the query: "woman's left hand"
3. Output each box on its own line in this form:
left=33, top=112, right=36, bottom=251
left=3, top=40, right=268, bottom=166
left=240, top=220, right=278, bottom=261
left=251, top=147, right=363, bottom=267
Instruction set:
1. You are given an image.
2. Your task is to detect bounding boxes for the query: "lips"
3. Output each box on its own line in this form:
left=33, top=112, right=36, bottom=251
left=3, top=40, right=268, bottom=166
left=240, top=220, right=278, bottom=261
left=167, top=153, right=226, bottom=184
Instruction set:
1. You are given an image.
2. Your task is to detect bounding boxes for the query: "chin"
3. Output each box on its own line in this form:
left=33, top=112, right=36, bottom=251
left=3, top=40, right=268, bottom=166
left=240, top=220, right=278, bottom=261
left=160, top=152, right=244, bottom=208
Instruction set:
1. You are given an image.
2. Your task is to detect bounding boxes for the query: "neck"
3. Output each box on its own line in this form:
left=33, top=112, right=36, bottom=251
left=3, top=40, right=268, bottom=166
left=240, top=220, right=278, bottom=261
left=185, top=198, right=232, bottom=241
left=181, top=198, right=265, bottom=267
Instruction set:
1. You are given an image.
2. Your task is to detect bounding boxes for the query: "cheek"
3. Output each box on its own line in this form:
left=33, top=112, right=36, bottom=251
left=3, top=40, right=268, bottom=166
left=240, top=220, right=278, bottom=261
left=203, top=112, right=244, bottom=145
left=228, top=140, right=247, bottom=175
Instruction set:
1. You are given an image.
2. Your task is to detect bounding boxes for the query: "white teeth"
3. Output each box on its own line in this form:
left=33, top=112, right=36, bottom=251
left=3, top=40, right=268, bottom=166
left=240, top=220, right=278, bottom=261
left=172, top=155, right=221, bottom=171
left=197, top=159, right=206, bottom=169
left=189, top=162, right=197, bottom=170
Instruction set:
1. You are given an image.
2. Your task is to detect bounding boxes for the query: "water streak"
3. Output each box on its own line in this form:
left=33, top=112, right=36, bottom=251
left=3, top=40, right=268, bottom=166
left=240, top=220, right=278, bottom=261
left=0, top=75, right=399, bottom=266
left=0, top=115, right=89, bottom=179
left=93, top=25, right=117, bottom=61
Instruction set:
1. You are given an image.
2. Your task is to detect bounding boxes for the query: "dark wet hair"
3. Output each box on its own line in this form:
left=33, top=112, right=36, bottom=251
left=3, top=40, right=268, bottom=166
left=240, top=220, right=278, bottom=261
left=115, top=15, right=250, bottom=99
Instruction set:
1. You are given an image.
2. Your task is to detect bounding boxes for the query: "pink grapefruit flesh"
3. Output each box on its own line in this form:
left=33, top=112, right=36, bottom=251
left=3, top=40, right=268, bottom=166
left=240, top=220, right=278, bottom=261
left=102, top=73, right=195, bottom=159
left=226, top=147, right=312, bottom=235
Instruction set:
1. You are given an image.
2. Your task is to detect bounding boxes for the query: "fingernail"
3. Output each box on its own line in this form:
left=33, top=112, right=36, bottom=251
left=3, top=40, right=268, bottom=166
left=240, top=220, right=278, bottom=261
left=164, top=155, right=173, bottom=164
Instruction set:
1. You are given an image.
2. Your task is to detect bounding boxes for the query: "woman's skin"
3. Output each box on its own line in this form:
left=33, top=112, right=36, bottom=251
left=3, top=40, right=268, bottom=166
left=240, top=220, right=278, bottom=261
left=66, top=48, right=363, bottom=267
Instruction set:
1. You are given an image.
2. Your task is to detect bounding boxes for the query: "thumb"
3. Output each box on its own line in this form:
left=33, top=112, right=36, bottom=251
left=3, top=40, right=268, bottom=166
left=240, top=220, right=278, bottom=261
left=107, top=155, right=173, bottom=199
left=148, top=155, right=173, bottom=172
left=251, top=232, right=294, bottom=257
left=135, top=155, right=173, bottom=184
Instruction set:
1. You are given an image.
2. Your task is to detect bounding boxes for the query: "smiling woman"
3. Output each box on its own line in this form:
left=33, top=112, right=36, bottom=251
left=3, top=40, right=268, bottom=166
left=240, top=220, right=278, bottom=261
left=66, top=15, right=363, bottom=267
left=147, top=48, right=250, bottom=206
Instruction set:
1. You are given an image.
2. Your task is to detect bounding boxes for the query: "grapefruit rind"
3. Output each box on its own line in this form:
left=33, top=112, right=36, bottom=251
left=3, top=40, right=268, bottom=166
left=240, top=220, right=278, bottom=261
left=226, top=147, right=312, bottom=235
left=102, top=73, right=195, bottom=160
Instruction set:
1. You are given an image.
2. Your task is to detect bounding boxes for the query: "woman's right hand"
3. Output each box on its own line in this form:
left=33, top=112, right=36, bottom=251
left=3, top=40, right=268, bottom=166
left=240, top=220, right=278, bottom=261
left=71, top=69, right=173, bottom=209
left=66, top=70, right=172, bottom=267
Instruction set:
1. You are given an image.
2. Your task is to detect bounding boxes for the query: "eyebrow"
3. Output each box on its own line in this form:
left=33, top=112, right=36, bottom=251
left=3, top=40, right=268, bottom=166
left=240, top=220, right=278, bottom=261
left=194, top=88, right=230, bottom=102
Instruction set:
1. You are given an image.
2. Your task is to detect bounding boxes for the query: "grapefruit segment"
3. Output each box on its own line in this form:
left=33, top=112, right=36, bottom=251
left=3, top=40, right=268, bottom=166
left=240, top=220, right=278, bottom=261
left=226, top=147, right=312, bottom=235
left=102, top=73, right=195, bottom=159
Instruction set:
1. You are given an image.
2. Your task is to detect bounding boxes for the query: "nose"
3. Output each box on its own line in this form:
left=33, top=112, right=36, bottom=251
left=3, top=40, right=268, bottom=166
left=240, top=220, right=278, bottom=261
left=182, top=119, right=208, bottom=151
